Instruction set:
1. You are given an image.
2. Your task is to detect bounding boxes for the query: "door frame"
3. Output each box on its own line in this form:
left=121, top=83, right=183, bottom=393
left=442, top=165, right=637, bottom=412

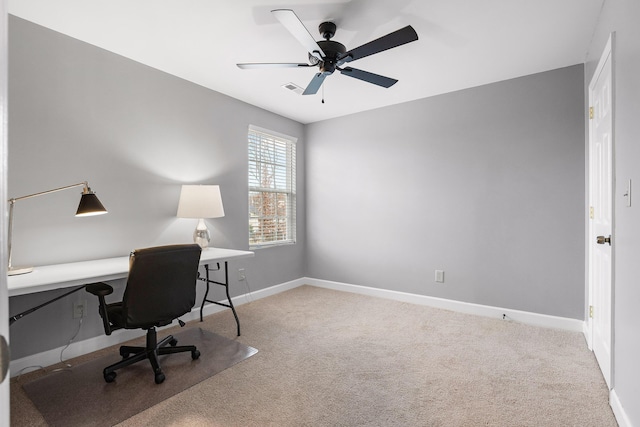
left=0, top=0, right=10, bottom=423
left=586, top=32, right=615, bottom=388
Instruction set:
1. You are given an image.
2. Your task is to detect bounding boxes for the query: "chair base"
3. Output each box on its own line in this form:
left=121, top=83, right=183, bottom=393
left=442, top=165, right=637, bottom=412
left=103, top=327, right=200, bottom=384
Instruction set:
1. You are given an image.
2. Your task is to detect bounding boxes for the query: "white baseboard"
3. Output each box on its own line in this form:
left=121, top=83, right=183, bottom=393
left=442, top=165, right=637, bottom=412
left=610, top=388, right=633, bottom=427
left=583, top=320, right=593, bottom=350
left=10, top=278, right=306, bottom=377
left=304, top=278, right=585, bottom=333
left=198, top=277, right=306, bottom=319
left=10, top=327, right=145, bottom=377
left=11, top=276, right=585, bottom=376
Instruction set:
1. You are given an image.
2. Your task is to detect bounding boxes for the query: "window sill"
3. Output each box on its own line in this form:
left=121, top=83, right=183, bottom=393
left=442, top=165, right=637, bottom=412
left=249, top=241, right=296, bottom=250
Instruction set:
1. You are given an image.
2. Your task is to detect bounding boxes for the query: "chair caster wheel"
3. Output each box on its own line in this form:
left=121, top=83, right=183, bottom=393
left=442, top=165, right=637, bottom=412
left=119, top=348, right=130, bottom=358
left=155, top=372, right=165, bottom=384
left=169, top=338, right=178, bottom=347
left=192, top=349, right=201, bottom=360
left=104, top=372, right=117, bottom=383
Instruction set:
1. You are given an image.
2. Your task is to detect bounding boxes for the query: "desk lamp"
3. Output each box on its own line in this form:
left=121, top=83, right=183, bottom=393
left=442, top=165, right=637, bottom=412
left=7, top=181, right=108, bottom=275
left=176, top=185, right=225, bottom=248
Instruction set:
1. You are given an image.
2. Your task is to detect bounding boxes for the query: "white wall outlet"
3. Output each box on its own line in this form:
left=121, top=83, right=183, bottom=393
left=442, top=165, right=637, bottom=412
left=238, top=268, right=246, bottom=281
left=435, top=270, right=445, bottom=283
left=73, top=300, right=87, bottom=319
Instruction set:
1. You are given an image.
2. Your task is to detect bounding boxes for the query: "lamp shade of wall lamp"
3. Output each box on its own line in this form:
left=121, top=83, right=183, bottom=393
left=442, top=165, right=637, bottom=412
left=7, top=181, right=108, bottom=276
left=176, top=185, right=225, bottom=249
left=76, top=189, right=108, bottom=216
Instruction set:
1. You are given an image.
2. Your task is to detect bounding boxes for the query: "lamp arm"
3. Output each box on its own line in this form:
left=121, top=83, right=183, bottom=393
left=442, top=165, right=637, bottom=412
left=7, top=181, right=90, bottom=270
left=8, top=181, right=88, bottom=204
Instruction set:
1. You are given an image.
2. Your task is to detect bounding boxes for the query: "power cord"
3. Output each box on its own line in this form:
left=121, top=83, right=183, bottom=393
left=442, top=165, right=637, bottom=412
left=243, top=276, right=254, bottom=304
left=14, top=365, right=46, bottom=383
left=14, top=306, right=86, bottom=382
left=57, top=315, right=84, bottom=369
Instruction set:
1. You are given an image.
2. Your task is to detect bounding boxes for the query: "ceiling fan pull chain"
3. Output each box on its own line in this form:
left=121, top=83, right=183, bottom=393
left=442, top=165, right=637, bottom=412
left=322, top=81, right=325, bottom=104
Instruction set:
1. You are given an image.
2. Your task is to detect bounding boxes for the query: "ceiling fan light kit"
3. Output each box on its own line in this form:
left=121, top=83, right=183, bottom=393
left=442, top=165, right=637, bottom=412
left=237, top=9, right=418, bottom=96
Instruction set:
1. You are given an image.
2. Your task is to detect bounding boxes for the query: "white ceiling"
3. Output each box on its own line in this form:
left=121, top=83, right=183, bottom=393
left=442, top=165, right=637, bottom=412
left=9, top=0, right=604, bottom=124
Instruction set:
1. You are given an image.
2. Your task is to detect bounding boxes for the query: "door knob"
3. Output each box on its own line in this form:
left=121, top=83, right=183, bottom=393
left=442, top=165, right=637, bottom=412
left=596, top=235, right=611, bottom=245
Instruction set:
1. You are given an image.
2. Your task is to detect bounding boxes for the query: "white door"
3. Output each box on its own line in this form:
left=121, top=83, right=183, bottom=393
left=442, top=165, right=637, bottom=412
left=588, top=34, right=614, bottom=389
left=0, top=0, right=10, bottom=422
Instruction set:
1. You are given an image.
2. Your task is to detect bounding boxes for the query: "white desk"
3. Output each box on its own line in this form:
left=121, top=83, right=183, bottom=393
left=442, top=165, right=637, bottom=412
left=8, top=247, right=254, bottom=297
left=8, top=247, right=254, bottom=333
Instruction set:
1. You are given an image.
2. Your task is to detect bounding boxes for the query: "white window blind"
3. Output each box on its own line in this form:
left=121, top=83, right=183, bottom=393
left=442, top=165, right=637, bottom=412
left=248, top=126, right=296, bottom=248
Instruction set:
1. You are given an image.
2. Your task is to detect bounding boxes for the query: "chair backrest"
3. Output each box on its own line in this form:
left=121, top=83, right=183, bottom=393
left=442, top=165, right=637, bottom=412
left=122, top=244, right=202, bottom=329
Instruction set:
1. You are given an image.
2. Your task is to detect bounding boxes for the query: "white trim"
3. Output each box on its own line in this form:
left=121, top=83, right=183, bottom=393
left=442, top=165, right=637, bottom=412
left=583, top=321, right=592, bottom=349
left=305, top=278, right=585, bottom=332
left=248, top=125, right=297, bottom=248
left=248, top=124, right=298, bottom=144
left=590, top=35, right=613, bottom=90
left=11, top=276, right=586, bottom=375
left=0, top=0, right=9, bottom=423
left=610, top=388, right=632, bottom=427
left=10, top=328, right=144, bottom=377
left=198, top=276, right=305, bottom=319
left=10, top=278, right=306, bottom=376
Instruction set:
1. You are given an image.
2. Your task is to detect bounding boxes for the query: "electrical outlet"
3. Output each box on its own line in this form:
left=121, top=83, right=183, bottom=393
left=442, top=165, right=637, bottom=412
left=435, top=270, right=445, bottom=283
left=73, top=300, right=87, bottom=319
left=238, top=268, right=246, bottom=281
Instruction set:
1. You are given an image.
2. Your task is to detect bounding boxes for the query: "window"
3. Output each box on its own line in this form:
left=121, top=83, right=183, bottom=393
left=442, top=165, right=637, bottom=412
left=248, top=125, right=297, bottom=248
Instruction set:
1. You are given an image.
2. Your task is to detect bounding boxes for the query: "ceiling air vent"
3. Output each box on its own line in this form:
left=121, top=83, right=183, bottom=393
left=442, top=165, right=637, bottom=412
left=282, top=82, right=304, bottom=95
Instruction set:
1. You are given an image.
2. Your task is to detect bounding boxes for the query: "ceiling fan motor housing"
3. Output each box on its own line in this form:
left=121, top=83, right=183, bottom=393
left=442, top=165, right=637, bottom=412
left=313, top=39, right=346, bottom=75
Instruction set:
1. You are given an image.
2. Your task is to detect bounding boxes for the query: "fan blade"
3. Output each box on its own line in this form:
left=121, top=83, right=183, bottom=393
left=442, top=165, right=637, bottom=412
left=339, top=67, right=398, bottom=88
left=302, top=73, right=327, bottom=95
left=237, top=63, right=312, bottom=69
left=338, top=25, right=418, bottom=64
left=272, top=9, right=325, bottom=61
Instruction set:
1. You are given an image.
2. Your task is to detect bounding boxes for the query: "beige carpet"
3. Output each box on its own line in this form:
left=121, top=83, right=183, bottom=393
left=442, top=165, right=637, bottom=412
left=11, top=285, right=617, bottom=426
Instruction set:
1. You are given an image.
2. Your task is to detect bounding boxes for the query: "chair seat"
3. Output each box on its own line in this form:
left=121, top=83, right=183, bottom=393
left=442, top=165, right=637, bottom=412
left=106, top=302, right=173, bottom=330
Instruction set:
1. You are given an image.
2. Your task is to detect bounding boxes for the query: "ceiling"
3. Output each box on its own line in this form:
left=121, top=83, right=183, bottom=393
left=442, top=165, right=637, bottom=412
left=8, top=0, right=604, bottom=124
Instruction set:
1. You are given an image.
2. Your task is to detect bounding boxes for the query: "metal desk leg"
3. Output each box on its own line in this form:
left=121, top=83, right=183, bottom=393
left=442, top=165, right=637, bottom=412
left=198, top=262, right=241, bottom=336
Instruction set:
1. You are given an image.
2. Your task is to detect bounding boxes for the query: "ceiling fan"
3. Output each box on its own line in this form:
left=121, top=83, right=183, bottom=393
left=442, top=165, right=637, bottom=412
left=237, top=9, right=418, bottom=95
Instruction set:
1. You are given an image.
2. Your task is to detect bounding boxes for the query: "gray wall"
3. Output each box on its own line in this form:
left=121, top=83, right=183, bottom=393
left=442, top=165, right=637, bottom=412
left=306, top=65, right=585, bottom=319
left=586, top=0, right=640, bottom=424
left=8, top=16, right=305, bottom=359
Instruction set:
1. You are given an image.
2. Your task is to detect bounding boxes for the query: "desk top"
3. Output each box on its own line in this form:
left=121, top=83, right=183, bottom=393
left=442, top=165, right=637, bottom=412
left=8, top=247, right=254, bottom=297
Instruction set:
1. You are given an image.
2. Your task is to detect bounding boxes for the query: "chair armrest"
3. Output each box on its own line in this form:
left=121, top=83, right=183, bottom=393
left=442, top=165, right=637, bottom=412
left=85, top=282, right=115, bottom=335
left=85, top=282, right=113, bottom=297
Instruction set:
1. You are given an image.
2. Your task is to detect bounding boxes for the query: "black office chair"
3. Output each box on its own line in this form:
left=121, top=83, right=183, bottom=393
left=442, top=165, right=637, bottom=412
left=86, top=244, right=202, bottom=384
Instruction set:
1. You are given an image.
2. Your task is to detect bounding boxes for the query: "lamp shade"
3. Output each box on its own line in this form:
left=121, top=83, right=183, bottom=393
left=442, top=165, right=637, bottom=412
left=76, top=191, right=108, bottom=217
left=177, top=185, right=225, bottom=219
